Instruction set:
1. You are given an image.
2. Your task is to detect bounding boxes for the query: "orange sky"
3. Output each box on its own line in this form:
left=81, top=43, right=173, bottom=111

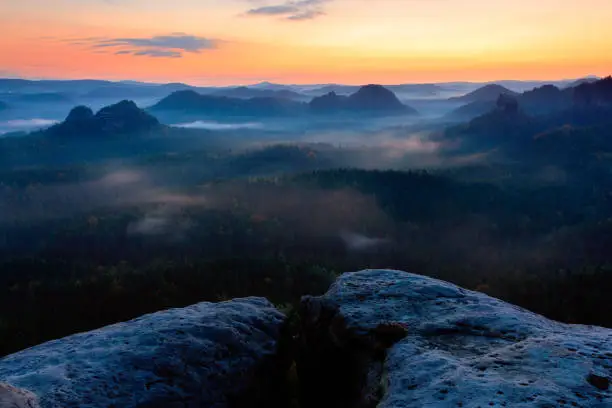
left=1, top=0, right=611, bottom=85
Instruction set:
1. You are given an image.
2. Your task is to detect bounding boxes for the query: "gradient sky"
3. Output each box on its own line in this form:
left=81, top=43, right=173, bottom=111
left=1, top=0, right=611, bottom=85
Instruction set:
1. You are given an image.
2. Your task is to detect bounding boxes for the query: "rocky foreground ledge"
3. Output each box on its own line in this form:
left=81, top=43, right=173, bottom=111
left=1, top=270, right=611, bottom=407
left=0, top=297, right=289, bottom=408
left=298, top=269, right=612, bottom=408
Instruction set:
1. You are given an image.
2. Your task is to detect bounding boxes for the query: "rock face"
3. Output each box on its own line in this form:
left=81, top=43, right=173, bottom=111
left=298, top=269, right=612, bottom=408
left=0, top=297, right=289, bottom=408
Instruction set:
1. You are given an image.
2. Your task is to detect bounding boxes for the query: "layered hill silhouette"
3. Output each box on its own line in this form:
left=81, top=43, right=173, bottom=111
left=446, top=81, right=603, bottom=120
left=210, top=86, right=306, bottom=101
left=44, top=100, right=160, bottom=137
left=152, top=84, right=418, bottom=117
left=0, top=100, right=8, bottom=111
left=574, top=76, right=612, bottom=108
left=13, top=92, right=72, bottom=103
left=150, top=90, right=307, bottom=118
left=444, top=77, right=612, bottom=158
left=449, top=84, right=517, bottom=103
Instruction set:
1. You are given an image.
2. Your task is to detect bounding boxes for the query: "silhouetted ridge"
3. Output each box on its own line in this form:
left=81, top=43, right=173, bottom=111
left=448, top=84, right=573, bottom=120
left=450, top=84, right=517, bottom=103
left=574, top=76, right=612, bottom=108
left=309, top=85, right=417, bottom=115
left=346, top=84, right=407, bottom=111
left=65, top=105, right=94, bottom=122
left=151, top=90, right=306, bottom=117
left=309, top=91, right=348, bottom=113
left=15, top=92, right=72, bottom=103
left=46, top=100, right=160, bottom=137
left=211, top=86, right=305, bottom=100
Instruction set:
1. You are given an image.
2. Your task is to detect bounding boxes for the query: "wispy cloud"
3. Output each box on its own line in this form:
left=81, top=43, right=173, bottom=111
left=246, top=0, right=329, bottom=21
left=66, top=33, right=219, bottom=58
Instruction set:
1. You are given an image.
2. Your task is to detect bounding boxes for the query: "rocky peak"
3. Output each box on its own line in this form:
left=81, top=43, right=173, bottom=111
left=47, top=100, right=159, bottom=137
left=94, top=100, right=159, bottom=134
left=65, top=105, right=94, bottom=122
left=347, top=84, right=406, bottom=111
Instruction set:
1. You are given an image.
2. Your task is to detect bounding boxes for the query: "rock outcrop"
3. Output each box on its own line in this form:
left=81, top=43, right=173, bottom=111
left=45, top=100, right=160, bottom=137
left=0, top=297, right=289, bottom=408
left=298, top=269, right=612, bottom=408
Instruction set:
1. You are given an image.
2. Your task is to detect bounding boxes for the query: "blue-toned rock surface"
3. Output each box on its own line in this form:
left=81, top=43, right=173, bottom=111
left=0, top=297, right=288, bottom=408
left=299, top=269, right=612, bottom=408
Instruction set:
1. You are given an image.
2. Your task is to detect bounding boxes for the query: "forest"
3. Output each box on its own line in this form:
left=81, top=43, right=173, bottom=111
left=1, top=77, right=612, bottom=357
left=2, top=165, right=612, bottom=356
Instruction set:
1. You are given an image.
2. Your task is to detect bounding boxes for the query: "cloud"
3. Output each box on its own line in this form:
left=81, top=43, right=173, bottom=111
left=131, top=50, right=182, bottom=58
left=340, top=231, right=390, bottom=252
left=246, top=0, right=329, bottom=20
left=70, top=34, right=218, bottom=58
left=172, top=120, right=265, bottom=130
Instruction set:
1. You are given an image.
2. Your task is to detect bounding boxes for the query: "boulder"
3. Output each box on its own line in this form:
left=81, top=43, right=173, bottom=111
left=0, top=297, right=289, bottom=408
left=298, top=269, right=612, bottom=408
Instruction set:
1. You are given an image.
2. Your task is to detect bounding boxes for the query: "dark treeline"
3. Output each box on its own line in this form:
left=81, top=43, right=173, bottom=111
left=2, top=168, right=612, bottom=356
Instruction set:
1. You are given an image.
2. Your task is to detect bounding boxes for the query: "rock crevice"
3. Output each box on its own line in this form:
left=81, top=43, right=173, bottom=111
left=297, top=269, right=612, bottom=408
left=1, top=270, right=611, bottom=407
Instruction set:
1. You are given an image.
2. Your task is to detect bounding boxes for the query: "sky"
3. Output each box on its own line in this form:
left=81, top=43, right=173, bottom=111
left=1, top=0, right=611, bottom=85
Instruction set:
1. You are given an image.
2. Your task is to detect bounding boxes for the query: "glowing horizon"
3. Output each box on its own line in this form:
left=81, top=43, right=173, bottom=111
left=1, top=0, right=611, bottom=86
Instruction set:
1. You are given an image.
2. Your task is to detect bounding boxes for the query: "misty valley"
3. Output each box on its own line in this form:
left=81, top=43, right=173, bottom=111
left=0, top=76, right=611, bottom=361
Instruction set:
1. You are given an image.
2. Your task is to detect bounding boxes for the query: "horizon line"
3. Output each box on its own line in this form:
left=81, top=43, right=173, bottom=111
left=0, top=74, right=604, bottom=88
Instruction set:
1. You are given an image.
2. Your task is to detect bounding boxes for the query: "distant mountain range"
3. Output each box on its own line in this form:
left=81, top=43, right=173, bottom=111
left=151, top=84, right=418, bottom=118
left=446, top=81, right=599, bottom=120
left=149, top=90, right=307, bottom=118
left=210, top=87, right=307, bottom=101
left=0, top=76, right=600, bottom=101
left=448, top=84, right=518, bottom=103
left=13, top=92, right=73, bottom=103
left=443, top=76, right=612, bottom=157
